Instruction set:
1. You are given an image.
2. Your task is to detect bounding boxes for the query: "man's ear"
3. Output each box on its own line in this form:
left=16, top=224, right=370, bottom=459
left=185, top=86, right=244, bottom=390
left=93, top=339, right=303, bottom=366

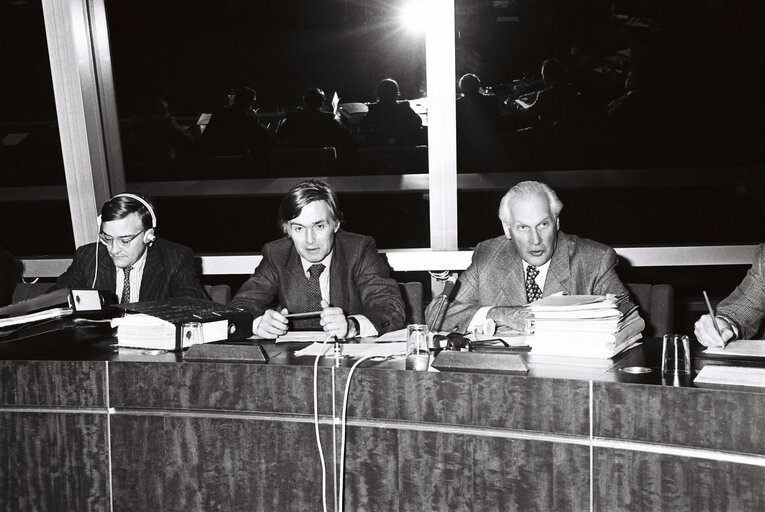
left=333, top=221, right=340, bottom=233
left=555, top=217, right=560, bottom=231
left=144, top=228, right=156, bottom=244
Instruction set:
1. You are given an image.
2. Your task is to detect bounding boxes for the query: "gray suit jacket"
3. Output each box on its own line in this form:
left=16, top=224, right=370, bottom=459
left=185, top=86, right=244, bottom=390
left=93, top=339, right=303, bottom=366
left=428, top=231, right=627, bottom=332
left=51, top=237, right=206, bottom=302
left=717, top=243, right=765, bottom=339
left=229, top=230, right=405, bottom=334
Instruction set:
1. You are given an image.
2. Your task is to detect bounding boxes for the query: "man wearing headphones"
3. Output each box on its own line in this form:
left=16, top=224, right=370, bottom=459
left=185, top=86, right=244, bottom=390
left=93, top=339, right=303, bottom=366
left=51, top=194, right=206, bottom=303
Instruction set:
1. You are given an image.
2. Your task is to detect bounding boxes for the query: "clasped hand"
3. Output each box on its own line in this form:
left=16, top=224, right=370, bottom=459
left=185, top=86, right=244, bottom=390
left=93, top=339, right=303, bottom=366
left=256, top=299, right=349, bottom=339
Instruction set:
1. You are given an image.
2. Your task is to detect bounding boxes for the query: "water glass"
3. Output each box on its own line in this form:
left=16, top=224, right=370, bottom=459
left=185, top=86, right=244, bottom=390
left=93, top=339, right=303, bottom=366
left=406, top=324, right=430, bottom=371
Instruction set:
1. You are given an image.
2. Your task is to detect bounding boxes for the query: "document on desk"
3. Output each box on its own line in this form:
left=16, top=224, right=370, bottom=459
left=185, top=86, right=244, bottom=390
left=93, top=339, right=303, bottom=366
left=295, top=341, right=407, bottom=358
left=694, top=365, right=765, bottom=388
left=704, top=340, right=765, bottom=358
left=275, top=331, right=328, bottom=343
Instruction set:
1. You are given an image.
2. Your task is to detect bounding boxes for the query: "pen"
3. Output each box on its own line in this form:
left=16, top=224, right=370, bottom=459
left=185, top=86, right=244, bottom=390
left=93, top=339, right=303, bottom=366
left=702, top=290, right=724, bottom=349
left=284, top=311, right=322, bottom=319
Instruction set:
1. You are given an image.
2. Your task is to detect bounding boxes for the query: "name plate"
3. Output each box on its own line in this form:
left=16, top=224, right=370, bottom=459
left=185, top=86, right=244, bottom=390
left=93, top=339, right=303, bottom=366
left=432, top=351, right=528, bottom=373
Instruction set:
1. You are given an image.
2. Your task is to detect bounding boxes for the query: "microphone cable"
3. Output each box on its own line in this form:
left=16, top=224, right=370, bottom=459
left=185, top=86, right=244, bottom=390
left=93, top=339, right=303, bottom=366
left=312, top=335, right=333, bottom=512
left=337, top=349, right=406, bottom=512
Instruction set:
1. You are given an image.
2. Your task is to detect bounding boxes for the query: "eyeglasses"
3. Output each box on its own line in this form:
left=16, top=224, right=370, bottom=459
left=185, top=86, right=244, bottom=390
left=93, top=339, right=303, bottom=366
left=98, top=231, right=144, bottom=249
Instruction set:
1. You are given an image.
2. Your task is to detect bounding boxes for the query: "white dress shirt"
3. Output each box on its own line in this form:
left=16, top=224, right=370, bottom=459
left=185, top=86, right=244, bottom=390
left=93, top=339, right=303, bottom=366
left=253, top=250, right=377, bottom=337
left=115, top=249, right=148, bottom=303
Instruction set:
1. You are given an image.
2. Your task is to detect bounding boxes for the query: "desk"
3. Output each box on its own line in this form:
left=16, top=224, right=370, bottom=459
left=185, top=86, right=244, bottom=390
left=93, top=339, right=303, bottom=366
left=1, top=337, right=764, bottom=511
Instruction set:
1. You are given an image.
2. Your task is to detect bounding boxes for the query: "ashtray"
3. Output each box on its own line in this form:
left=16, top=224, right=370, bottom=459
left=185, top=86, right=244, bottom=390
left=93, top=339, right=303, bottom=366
left=619, top=366, right=652, bottom=374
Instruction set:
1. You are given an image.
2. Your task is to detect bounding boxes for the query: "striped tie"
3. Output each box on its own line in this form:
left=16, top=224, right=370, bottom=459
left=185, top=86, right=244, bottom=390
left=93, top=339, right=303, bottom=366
left=121, top=266, right=133, bottom=304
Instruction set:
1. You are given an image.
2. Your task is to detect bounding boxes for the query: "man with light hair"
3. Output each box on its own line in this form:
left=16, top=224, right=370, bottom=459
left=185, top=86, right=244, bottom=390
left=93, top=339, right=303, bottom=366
left=427, top=180, right=627, bottom=333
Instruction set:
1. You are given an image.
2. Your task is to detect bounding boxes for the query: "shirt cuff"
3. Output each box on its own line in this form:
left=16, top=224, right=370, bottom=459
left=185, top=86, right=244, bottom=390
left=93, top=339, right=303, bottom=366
left=252, top=316, right=262, bottom=336
left=467, top=306, right=492, bottom=333
left=352, top=315, right=378, bottom=338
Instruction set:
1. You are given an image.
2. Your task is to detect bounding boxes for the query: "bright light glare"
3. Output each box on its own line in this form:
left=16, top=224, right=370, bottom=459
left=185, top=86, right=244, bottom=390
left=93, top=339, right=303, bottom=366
left=400, top=1, right=427, bottom=34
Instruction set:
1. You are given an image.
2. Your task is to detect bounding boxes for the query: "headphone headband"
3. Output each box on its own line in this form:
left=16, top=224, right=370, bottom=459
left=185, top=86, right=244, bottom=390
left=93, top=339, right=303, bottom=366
left=111, top=193, right=157, bottom=229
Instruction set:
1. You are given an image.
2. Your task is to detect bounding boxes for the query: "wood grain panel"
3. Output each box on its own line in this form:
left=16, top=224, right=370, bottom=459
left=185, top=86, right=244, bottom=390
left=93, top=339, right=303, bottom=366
left=0, top=360, right=105, bottom=407
left=109, top=362, right=333, bottom=415
left=0, top=411, right=109, bottom=512
left=471, top=376, right=590, bottom=435
left=594, top=448, right=765, bottom=511
left=593, top=382, right=765, bottom=455
left=326, top=369, right=590, bottom=435
left=473, top=437, right=590, bottom=511
left=110, top=414, right=332, bottom=512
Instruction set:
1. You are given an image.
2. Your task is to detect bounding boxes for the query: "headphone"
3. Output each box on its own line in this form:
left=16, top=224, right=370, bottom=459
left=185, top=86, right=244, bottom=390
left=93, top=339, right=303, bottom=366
left=92, top=193, right=158, bottom=288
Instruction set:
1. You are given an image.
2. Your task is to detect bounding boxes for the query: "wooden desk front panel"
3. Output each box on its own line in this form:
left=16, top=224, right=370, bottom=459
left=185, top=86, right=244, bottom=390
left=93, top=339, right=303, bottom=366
left=0, top=360, right=106, bottom=408
left=109, top=363, right=590, bottom=437
left=0, top=412, right=110, bottom=512
left=109, top=414, right=590, bottom=512
left=592, top=381, right=765, bottom=455
left=593, top=448, right=765, bottom=511
left=0, top=360, right=109, bottom=512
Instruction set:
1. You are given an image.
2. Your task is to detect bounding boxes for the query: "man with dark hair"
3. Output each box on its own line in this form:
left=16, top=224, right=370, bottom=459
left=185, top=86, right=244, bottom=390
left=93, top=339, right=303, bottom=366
left=230, top=179, right=405, bottom=339
left=275, top=87, right=351, bottom=148
left=360, top=78, right=423, bottom=146
left=200, top=85, right=272, bottom=158
left=51, top=193, right=206, bottom=303
left=426, top=181, right=627, bottom=333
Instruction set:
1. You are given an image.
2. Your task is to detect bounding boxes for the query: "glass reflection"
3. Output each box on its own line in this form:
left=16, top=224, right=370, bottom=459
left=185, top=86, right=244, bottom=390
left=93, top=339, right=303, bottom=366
left=0, top=0, right=73, bottom=256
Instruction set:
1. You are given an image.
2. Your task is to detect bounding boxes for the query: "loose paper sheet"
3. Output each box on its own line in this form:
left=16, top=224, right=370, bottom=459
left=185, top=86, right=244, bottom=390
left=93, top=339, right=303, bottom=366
left=295, top=341, right=407, bottom=358
left=703, top=340, right=765, bottom=358
left=694, top=365, right=765, bottom=388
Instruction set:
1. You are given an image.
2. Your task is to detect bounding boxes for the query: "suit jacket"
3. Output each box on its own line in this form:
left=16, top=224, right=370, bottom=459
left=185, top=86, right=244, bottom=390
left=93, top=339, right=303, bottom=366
left=428, top=231, right=627, bottom=332
left=51, top=237, right=206, bottom=302
left=229, top=230, right=405, bottom=334
left=717, top=243, right=765, bottom=339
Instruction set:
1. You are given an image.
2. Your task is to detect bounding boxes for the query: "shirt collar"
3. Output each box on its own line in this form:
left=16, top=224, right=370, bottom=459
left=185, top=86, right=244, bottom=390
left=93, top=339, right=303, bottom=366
left=300, top=250, right=333, bottom=275
left=119, top=246, right=148, bottom=274
left=522, top=258, right=551, bottom=282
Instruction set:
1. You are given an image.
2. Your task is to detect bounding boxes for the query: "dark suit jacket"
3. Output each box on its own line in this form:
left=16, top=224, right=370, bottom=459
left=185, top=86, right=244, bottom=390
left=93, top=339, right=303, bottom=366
left=718, top=243, right=765, bottom=339
left=428, top=231, right=627, bottom=332
left=229, top=230, right=405, bottom=334
left=51, top=237, right=206, bottom=302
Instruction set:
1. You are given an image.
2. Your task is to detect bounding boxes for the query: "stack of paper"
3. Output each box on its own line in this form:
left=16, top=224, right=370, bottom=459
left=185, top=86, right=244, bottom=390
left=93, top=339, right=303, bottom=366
left=526, top=294, right=644, bottom=358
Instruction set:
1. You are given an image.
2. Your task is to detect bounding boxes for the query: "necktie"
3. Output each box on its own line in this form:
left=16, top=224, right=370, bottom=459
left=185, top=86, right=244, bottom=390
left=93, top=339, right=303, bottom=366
left=525, top=265, right=543, bottom=303
left=121, top=266, right=133, bottom=304
left=302, top=263, right=325, bottom=329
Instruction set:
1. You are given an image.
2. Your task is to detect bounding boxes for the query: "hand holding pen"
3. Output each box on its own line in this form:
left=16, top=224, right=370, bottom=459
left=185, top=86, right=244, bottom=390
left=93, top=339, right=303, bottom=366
left=693, top=291, right=735, bottom=348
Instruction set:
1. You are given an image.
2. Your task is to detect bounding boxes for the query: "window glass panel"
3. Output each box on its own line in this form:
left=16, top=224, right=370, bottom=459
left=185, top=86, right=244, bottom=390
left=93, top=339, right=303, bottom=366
left=0, top=1, right=73, bottom=257
left=104, top=0, right=429, bottom=250
left=455, top=0, right=765, bottom=246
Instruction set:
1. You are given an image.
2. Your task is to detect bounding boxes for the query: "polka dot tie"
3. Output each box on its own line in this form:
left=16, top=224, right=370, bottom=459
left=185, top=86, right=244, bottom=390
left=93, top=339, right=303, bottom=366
left=525, top=265, right=543, bottom=303
left=303, top=263, right=325, bottom=329
left=121, top=266, right=133, bottom=304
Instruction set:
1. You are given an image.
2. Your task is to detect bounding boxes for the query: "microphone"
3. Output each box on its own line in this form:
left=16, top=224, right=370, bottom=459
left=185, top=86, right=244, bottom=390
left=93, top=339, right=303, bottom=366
left=427, top=275, right=457, bottom=333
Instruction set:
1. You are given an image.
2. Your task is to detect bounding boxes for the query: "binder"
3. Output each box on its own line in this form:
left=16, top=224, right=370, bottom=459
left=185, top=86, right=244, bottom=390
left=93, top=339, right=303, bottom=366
left=113, top=298, right=253, bottom=351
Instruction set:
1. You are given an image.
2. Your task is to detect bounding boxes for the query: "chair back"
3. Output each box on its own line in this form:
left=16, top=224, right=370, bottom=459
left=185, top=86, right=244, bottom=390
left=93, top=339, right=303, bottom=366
left=204, top=284, right=232, bottom=305
left=398, top=281, right=424, bottom=325
left=625, top=283, right=674, bottom=337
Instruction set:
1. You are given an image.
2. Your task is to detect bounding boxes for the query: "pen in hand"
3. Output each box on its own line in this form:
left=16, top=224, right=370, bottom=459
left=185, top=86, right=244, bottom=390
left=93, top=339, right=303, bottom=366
left=702, top=290, right=724, bottom=349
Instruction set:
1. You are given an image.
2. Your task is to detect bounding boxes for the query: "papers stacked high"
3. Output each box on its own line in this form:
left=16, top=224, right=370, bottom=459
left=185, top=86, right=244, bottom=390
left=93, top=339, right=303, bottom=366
left=527, top=294, right=644, bottom=358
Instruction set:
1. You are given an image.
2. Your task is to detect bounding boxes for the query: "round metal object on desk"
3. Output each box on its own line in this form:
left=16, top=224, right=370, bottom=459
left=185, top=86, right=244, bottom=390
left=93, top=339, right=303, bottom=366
left=619, top=366, right=653, bottom=374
